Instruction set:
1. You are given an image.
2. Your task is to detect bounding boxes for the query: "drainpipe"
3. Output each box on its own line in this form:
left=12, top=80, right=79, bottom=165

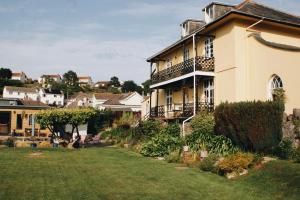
left=182, top=34, right=197, bottom=137
left=31, top=114, right=35, bottom=137
left=193, top=34, right=196, bottom=116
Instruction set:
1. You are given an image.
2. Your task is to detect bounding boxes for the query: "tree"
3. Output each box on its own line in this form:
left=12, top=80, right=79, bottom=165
left=0, top=68, right=12, bottom=80
left=121, top=80, right=139, bottom=93
left=63, top=70, right=78, bottom=86
left=109, top=76, right=121, bottom=87
left=36, top=108, right=97, bottom=147
left=142, top=79, right=151, bottom=95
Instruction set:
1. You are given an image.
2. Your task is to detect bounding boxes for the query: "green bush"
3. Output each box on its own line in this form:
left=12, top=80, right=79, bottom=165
left=139, top=119, right=162, bottom=138
left=273, top=139, right=294, bottom=159
left=199, top=154, right=219, bottom=172
left=185, top=131, right=238, bottom=156
left=191, top=113, right=215, bottom=134
left=140, top=124, right=182, bottom=157
left=217, top=152, right=255, bottom=174
left=140, top=134, right=182, bottom=157
left=3, top=138, right=15, bottom=147
left=165, top=149, right=182, bottom=163
left=215, top=101, right=284, bottom=152
left=293, top=147, right=300, bottom=163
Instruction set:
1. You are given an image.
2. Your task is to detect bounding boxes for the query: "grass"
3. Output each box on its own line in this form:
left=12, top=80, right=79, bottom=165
left=0, top=147, right=299, bottom=200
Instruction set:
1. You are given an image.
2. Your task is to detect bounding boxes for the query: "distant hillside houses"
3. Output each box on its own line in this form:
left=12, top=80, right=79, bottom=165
left=66, top=91, right=143, bottom=115
left=11, top=72, right=28, bottom=83
left=78, top=76, right=93, bottom=86
left=38, top=74, right=62, bottom=85
left=3, top=86, right=64, bottom=107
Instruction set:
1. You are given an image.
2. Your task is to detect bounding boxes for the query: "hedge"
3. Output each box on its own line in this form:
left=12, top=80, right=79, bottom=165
left=214, top=101, right=284, bottom=152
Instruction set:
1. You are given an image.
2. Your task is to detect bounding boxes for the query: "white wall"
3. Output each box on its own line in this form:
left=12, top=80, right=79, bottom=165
left=3, top=87, right=39, bottom=101
left=39, top=90, right=64, bottom=106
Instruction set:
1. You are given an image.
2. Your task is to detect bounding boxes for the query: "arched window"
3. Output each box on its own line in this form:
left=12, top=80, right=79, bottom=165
left=268, top=75, right=283, bottom=100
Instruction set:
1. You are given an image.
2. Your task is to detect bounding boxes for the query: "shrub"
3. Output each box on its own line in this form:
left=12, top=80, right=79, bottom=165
left=199, top=154, right=219, bottom=172
left=15, top=141, right=29, bottom=148
left=273, top=138, right=294, bottom=159
left=140, top=134, right=182, bottom=157
left=191, top=113, right=215, bottom=134
left=293, top=147, right=300, bottom=163
left=215, top=101, right=284, bottom=152
left=217, top=152, right=255, bottom=174
left=3, top=138, right=14, bottom=147
left=139, top=119, right=162, bottom=138
left=185, top=131, right=238, bottom=156
left=114, top=112, right=139, bottom=129
left=165, top=149, right=182, bottom=163
left=160, top=123, right=181, bottom=137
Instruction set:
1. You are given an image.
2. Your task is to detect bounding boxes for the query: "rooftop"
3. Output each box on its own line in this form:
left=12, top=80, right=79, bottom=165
left=5, top=86, right=38, bottom=93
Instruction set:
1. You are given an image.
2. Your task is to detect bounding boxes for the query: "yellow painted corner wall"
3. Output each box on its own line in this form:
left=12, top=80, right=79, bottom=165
left=213, top=20, right=237, bottom=105
left=247, top=35, right=300, bottom=114
left=0, top=108, right=51, bottom=136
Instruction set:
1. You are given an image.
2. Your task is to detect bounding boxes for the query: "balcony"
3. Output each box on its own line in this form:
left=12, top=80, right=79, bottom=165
left=151, top=56, right=214, bottom=85
left=150, top=102, right=214, bottom=119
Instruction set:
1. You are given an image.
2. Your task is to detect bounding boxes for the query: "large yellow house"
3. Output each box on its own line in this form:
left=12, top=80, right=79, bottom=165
left=146, top=0, right=300, bottom=120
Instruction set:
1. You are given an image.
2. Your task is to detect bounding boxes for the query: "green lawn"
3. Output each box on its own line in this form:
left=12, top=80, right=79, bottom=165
left=0, top=147, right=299, bottom=200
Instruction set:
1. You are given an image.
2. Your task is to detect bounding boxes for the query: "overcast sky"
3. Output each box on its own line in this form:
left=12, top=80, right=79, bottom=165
left=0, top=0, right=299, bottom=83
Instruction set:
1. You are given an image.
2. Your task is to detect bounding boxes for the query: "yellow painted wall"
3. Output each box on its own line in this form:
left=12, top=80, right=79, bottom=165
left=0, top=108, right=51, bottom=136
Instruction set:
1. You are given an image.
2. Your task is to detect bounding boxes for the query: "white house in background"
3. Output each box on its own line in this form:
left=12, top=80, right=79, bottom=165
left=78, top=76, right=93, bottom=86
left=141, top=96, right=150, bottom=119
left=93, top=92, right=143, bottom=113
left=11, top=72, right=28, bottom=83
left=3, top=86, right=64, bottom=107
left=66, top=92, right=93, bottom=108
left=3, top=86, right=39, bottom=101
left=39, top=88, right=64, bottom=107
left=38, top=74, right=62, bottom=85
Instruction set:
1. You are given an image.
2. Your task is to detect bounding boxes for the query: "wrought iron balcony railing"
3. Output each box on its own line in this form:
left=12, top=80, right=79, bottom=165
left=150, top=102, right=214, bottom=119
left=151, top=56, right=214, bottom=85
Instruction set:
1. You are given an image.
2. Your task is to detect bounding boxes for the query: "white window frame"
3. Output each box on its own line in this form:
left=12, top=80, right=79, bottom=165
left=268, top=75, right=283, bottom=100
left=183, top=47, right=189, bottom=62
left=203, top=79, right=214, bottom=104
left=165, top=89, right=173, bottom=111
left=165, top=58, right=172, bottom=69
left=205, top=37, right=214, bottom=58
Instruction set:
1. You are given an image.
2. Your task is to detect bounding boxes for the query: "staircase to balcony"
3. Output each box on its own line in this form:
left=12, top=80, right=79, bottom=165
left=151, top=56, right=214, bottom=85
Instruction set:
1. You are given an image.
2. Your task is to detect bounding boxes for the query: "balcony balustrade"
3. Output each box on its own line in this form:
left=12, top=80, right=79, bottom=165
left=150, top=102, right=214, bottom=119
left=151, top=56, right=214, bottom=85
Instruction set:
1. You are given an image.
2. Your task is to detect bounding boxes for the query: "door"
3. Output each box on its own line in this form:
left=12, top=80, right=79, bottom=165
left=165, top=89, right=173, bottom=111
left=203, top=79, right=214, bottom=104
left=0, top=112, right=11, bottom=135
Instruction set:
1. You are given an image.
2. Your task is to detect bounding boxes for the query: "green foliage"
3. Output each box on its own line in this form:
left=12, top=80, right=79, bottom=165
left=160, top=123, right=180, bottom=138
left=114, top=112, right=139, bottom=129
left=3, top=138, right=14, bottom=147
left=87, top=110, right=115, bottom=135
left=63, top=70, right=78, bottom=86
left=36, top=108, right=97, bottom=142
left=217, top=152, right=255, bottom=174
left=199, top=154, right=219, bottom=172
left=140, top=134, right=183, bottom=157
left=190, top=113, right=215, bottom=135
left=165, top=149, right=182, bottom=163
left=215, top=101, right=284, bottom=152
left=0, top=68, right=12, bottom=80
left=109, top=76, right=121, bottom=87
left=272, top=138, right=294, bottom=160
left=0, top=79, right=24, bottom=94
left=272, top=88, right=286, bottom=103
left=141, top=79, right=151, bottom=95
left=139, top=119, right=162, bottom=139
left=186, top=113, right=238, bottom=156
left=140, top=124, right=182, bottom=157
left=107, top=86, right=120, bottom=94
left=121, top=80, right=142, bottom=94
left=293, top=147, right=300, bottom=163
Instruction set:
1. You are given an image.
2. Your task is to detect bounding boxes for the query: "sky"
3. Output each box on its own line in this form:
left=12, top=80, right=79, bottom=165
left=0, top=0, right=299, bottom=84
